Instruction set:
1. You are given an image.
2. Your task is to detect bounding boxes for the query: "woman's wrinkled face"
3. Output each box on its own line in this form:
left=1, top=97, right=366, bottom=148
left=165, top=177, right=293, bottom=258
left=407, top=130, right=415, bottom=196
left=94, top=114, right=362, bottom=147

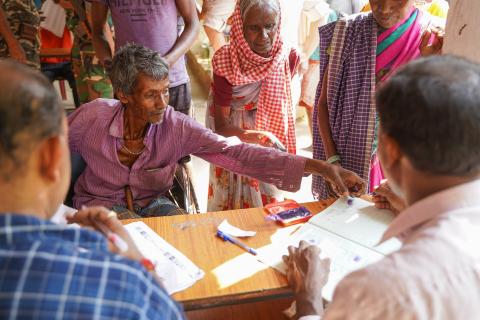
left=124, top=73, right=170, bottom=125
left=370, top=0, right=413, bottom=29
left=242, top=4, right=279, bottom=58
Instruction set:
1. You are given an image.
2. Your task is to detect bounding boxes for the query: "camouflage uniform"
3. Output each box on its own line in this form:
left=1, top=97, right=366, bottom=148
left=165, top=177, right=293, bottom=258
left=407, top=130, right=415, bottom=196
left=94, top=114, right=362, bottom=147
left=0, top=0, right=41, bottom=69
left=66, top=2, right=112, bottom=104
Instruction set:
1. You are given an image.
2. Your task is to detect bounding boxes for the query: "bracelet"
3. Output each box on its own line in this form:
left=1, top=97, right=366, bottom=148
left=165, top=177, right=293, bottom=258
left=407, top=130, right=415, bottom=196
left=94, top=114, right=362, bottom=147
left=260, top=135, right=270, bottom=145
left=326, top=155, right=341, bottom=164
left=140, top=257, right=156, bottom=272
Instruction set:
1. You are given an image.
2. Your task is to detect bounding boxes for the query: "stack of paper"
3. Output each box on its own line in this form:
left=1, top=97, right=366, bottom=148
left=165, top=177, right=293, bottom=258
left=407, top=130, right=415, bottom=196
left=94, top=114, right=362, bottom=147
left=124, top=221, right=205, bottom=295
left=256, top=198, right=401, bottom=301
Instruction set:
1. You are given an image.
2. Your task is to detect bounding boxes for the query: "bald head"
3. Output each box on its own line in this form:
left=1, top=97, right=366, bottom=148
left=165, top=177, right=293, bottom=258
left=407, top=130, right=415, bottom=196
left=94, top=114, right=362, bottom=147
left=0, top=60, right=64, bottom=181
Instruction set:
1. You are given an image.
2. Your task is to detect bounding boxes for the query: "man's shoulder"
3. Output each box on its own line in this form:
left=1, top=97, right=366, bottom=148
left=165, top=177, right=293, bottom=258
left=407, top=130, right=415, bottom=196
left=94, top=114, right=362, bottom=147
left=162, top=106, right=199, bottom=128
left=0, top=221, right=182, bottom=318
left=71, top=98, right=121, bottom=121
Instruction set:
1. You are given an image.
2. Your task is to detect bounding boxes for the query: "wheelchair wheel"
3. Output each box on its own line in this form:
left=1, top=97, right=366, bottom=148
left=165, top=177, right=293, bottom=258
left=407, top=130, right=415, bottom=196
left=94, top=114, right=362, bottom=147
left=167, top=162, right=200, bottom=214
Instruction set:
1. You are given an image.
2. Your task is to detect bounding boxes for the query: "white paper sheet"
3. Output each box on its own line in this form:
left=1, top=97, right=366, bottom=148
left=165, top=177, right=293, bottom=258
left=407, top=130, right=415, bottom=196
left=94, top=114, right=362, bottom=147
left=256, top=224, right=384, bottom=301
left=124, top=221, right=204, bottom=295
left=217, top=219, right=256, bottom=237
left=309, top=197, right=401, bottom=254
left=50, top=204, right=78, bottom=226
left=256, top=198, right=402, bottom=301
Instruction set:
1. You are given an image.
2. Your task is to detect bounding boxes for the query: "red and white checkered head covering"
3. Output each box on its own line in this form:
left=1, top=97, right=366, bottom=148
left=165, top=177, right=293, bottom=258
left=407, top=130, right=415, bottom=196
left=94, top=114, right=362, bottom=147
left=212, top=0, right=296, bottom=154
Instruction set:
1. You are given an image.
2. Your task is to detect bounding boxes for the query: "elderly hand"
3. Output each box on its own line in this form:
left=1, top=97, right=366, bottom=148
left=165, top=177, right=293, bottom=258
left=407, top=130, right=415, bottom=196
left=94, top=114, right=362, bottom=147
left=372, top=180, right=406, bottom=215
left=420, top=26, right=444, bottom=56
left=305, top=159, right=366, bottom=197
left=66, top=206, right=144, bottom=261
left=283, top=241, right=330, bottom=317
left=251, top=131, right=286, bottom=151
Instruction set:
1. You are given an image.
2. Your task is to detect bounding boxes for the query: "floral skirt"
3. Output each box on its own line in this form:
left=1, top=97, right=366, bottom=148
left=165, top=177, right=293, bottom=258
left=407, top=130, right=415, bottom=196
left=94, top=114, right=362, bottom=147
left=207, top=165, right=284, bottom=211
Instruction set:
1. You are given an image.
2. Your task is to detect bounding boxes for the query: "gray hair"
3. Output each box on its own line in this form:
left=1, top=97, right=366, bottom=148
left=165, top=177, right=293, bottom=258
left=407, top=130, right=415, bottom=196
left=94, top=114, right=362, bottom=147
left=109, top=43, right=169, bottom=95
left=239, top=0, right=280, bottom=21
left=0, top=60, right=63, bottom=180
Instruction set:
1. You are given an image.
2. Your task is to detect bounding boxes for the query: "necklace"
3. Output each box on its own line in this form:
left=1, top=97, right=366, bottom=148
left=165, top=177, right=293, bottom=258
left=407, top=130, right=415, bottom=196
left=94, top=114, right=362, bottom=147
left=122, top=144, right=145, bottom=156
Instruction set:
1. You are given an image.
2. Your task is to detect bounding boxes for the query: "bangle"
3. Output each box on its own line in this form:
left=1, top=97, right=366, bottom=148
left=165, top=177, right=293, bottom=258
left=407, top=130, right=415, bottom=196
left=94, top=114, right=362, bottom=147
left=140, top=257, right=156, bottom=272
left=326, top=155, right=341, bottom=164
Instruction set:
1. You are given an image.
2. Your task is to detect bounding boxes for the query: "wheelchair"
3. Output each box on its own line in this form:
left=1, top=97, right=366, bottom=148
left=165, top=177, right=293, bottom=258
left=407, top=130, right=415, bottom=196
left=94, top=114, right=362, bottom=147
left=65, top=153, right=199, bottom=214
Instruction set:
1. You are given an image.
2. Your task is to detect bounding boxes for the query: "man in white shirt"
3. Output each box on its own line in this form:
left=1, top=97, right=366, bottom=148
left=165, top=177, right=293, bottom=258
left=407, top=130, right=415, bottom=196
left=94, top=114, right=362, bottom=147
left=284, top=55, right=480, bottom=319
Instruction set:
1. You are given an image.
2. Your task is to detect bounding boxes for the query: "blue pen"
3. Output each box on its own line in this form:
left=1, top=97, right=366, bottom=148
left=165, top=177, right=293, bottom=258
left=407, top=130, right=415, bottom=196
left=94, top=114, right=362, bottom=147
left=216, top=230, right=258, bottom=255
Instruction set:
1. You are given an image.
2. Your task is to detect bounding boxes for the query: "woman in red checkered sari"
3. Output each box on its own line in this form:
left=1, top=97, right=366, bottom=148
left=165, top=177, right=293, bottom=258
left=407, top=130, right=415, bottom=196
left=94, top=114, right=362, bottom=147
left=206, top=0, right=300, bottom=211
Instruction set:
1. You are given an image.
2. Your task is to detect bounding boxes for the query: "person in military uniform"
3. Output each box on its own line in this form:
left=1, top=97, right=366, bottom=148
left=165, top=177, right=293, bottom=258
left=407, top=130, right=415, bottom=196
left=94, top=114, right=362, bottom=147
left=57, top=0, right=113, bottom=103
left=0, top=0, right=41, bottom=69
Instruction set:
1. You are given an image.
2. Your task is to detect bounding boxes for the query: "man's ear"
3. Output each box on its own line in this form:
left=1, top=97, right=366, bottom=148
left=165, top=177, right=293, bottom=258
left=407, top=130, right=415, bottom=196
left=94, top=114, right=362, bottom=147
left=117, top=91, right=129, bottom=104
left=379, top=132, right=402, bottom=172
left=37, top=136, right=63, bottom=183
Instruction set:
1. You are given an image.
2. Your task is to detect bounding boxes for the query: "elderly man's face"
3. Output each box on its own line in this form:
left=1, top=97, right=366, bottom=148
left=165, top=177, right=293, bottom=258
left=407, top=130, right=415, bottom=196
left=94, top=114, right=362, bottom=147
left=242, top=4, right=279, bottom=58
left=370, top=0, right=413, bottom=29
left=125, top=73, right=169, bottom=125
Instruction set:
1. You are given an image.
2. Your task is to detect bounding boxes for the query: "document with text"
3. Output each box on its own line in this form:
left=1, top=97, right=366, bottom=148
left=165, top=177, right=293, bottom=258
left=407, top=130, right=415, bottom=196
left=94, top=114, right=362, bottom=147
left=256, top=198, right=401, bottom=301
left=124, top=221, right=205, bottom=295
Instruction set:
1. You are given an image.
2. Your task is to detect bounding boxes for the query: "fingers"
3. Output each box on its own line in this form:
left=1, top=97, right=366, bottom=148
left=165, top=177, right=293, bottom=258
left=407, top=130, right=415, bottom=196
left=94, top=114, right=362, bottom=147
left=67, top=206, right=125, bottom=235
left=298, top=240, right=311, bottom=251
left=343, top=170, right=366, bottom=197
left=331, top=171, right=349, bottom=197
left=287, top=244, right=298, bottom=257
left=420, top=27, right=444, bottom=56
left=432, top=32, right=444, bottom=53
left=321, top=257, right=331, bottom=272
left=420, top=29, right=431, bottom=50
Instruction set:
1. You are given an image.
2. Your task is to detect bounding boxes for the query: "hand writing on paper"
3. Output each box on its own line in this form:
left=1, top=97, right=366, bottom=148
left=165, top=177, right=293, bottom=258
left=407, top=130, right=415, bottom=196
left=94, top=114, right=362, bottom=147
left=372, top=180, right=406, bottom=215
left=305, top=159, right=366, bottom=197
left=67, top=206, right=144, bottom=261
left=283, top=241, right=330, bottom=317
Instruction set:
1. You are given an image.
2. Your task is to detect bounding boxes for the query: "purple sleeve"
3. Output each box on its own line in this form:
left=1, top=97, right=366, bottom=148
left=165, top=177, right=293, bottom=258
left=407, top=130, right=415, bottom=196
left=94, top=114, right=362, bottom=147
left=200, top=141, right=307, bottom=192
left=67, top=105, right=89, bottom=154
left=176, top=113, right=306, bottom=192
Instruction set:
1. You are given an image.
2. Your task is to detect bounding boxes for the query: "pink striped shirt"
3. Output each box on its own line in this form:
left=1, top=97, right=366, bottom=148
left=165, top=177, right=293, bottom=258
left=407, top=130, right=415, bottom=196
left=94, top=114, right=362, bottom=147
left=68, top=99, right=307, bottom=209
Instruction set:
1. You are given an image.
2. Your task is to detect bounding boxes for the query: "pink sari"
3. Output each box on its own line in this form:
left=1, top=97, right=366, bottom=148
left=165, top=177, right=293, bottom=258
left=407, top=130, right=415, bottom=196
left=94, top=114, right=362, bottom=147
left=369, top=7, right=427, bottom=191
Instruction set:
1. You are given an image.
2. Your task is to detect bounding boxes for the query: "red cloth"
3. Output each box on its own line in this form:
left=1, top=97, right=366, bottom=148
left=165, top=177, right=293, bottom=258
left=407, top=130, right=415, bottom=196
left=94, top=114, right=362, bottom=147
left=213, top=49, right=299, bottom=107
left=39, top=27, right=72, bottom=64
left=212, top=2, right=297, bottom=154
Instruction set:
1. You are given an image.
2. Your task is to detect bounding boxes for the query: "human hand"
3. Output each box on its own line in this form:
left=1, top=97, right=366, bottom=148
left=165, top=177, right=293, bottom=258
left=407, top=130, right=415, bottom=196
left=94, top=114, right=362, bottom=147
left=282, top=241, right=330, bottom=317
left=305, top=159, right=366, bottom=197
left=66, top=206, right=144, bottom=261
left=254, top=131, right=286, bottom=151
left=420, top=26, right=444, bottom=57
left=372, top=180, right=406, bottom=215
left=7, top=39, right=27, bottom=64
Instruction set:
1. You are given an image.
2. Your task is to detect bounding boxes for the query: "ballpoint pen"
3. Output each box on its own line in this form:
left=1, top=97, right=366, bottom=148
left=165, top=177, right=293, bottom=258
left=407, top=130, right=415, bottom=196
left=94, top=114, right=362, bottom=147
left=94, top=220, right=129, bottom=253
left=216, top=230, right=258, bottom=255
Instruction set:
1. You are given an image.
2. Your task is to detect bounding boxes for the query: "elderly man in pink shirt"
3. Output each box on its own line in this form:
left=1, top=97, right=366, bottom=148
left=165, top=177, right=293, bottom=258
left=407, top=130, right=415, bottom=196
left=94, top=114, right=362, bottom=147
left=285, top=55, right=480, bottom=319
left=68, top=43, right=365, bottom=218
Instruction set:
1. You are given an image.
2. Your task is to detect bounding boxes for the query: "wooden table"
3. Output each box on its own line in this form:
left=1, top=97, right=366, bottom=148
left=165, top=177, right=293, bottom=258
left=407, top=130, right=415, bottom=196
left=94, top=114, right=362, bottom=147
left=123, top=200, right=334, bottom=318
